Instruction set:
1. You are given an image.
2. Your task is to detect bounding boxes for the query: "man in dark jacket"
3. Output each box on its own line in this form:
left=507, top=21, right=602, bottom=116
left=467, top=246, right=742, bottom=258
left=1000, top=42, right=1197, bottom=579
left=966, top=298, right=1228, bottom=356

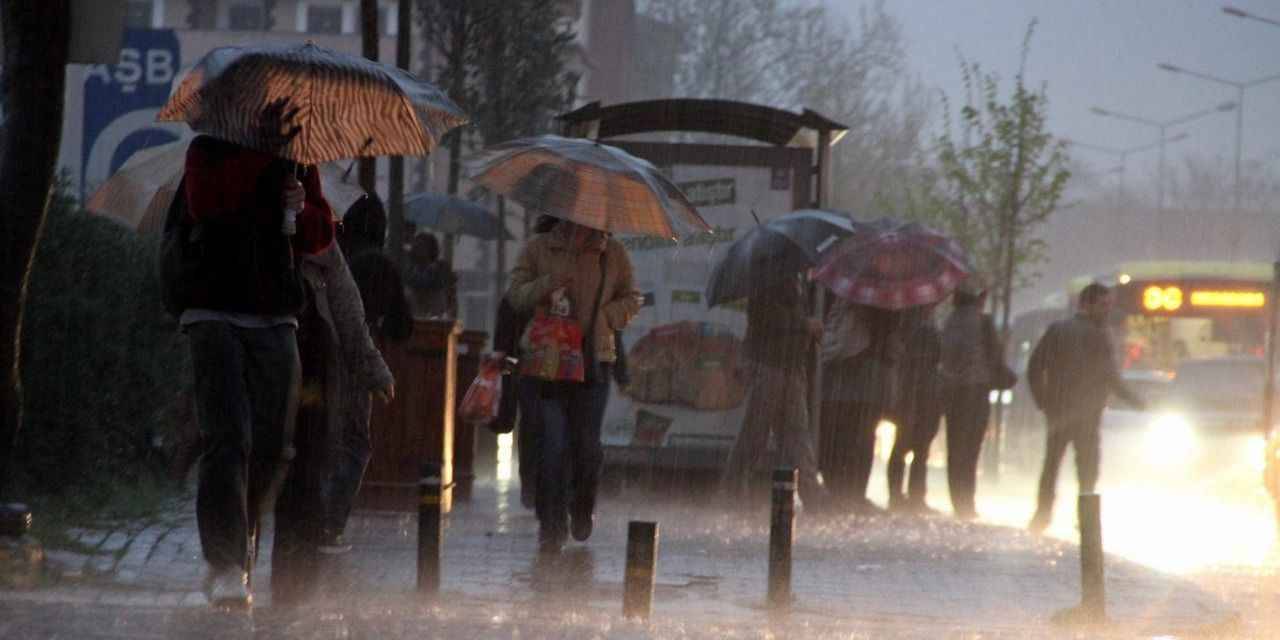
left=176, top=130, right=335, bottom=608
left=887, top=308, right=943, bottom=512
left=1026, top=283, right=1144, bottom=533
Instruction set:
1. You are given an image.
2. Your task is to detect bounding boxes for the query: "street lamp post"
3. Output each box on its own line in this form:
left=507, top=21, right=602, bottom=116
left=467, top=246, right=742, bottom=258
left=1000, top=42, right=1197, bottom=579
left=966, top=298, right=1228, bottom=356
left=1224, top=6, right=1280, bottom=29
left=1067, top=133, right=1190, bottom=200
left=1089, top=102, right=1237, bottom=211
left=1157, top=63, right=1280, bottom=213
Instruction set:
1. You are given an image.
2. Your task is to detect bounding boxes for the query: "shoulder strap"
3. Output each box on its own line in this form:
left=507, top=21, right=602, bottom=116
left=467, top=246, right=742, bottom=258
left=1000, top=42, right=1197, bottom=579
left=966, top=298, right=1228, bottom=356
left=582, top=249, right=609, bottom=373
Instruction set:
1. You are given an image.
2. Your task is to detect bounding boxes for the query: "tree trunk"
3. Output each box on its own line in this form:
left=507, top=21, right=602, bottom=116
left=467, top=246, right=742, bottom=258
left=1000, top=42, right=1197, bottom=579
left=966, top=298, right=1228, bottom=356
left=0, top=0, right=72, bottom=498
left=386, top=0, right=413, bottom=265
left=358, top=0, right=379, bottom=195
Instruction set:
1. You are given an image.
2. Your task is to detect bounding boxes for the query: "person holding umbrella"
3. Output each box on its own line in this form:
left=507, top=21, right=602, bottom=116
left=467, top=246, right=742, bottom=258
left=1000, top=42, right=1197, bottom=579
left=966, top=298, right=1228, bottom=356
left=722, top=272, right=827, bottom=506
left=157, top=41, right=467, bottom=608
left=811, top=218, right=973, bottom=515
left=507, top=220, right=641, bottom=553
left=169, top=104, right=334, bottom=608
left=467, top=135, right=710, bottom=553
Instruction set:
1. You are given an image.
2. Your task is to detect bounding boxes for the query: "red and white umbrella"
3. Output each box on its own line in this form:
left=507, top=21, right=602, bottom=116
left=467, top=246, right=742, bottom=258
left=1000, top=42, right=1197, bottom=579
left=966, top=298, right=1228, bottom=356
left=811, top=218, right=972, bottom=310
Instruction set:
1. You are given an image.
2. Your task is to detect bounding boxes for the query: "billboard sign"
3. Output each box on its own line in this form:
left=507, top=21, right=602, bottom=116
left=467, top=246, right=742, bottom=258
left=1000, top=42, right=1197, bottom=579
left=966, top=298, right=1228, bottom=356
left=80, top=28, right=184, bottom=200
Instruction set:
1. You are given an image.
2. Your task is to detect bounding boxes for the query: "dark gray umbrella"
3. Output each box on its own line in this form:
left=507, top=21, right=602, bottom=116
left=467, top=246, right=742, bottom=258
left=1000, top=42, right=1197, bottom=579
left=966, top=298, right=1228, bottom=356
left=706, top=209, right=860, bottom=308
left=403, top=192, right=513, bottom=240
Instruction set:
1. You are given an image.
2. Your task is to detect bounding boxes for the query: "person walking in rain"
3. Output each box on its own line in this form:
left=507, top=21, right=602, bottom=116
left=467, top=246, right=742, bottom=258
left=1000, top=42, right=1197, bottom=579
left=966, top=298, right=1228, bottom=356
left=819, top=299, right=902, bottom=514
left=722, top=273, right=827, bottom=506
left=408, top=233, right=458, bottom=318
left=315, top=194, right=413, bottom=551
left=168, top=114, right=334, bottom=608
left=507, top=219, right=641, bottom=554
left=1026, top=283, right=1144, bottom=533
left=272, top=234, right=394, bottom=603
left=939, top=281, right=1000, bottom=520
left=886, top=306, right=943, bottom=513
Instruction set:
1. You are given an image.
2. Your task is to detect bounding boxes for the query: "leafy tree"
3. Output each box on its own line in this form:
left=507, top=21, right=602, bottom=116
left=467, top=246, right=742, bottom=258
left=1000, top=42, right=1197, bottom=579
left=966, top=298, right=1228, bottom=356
left=416, top=0, right=575, bottom=263
left=637, top=0, right=928, bottom=214
left=934, top=21, right=1071, bottom=334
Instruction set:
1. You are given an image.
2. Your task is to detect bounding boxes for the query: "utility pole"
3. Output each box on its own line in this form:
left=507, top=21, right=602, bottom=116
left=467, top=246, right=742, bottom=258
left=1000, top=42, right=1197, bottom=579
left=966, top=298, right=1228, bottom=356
left=359, top=0, right=379, bottom=196
left=387, top=0, right=413, bottom=264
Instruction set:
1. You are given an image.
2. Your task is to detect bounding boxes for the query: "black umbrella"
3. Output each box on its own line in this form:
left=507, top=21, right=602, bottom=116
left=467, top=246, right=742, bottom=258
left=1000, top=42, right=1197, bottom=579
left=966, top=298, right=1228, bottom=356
left=403, top=192, right=513, bottom=240
left=706, top=209, right=859, bottom=308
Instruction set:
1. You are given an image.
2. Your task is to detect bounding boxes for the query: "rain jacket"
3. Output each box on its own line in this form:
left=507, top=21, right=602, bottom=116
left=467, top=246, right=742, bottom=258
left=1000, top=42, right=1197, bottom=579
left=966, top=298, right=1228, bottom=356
left=1026, top=313, right=1141, bottom=425
left=343, top=239, right=413, bottom=342
left=180, top=135, right=334, bottom=316
left=940, top=305, right=994, bottom=388
left=823, top=304, right=902, bottom=407
left=297, top=245, right=394, bottom=464
left=744, top=278, right=814, bottom=371
left=506, top=231, right=640, bottom=363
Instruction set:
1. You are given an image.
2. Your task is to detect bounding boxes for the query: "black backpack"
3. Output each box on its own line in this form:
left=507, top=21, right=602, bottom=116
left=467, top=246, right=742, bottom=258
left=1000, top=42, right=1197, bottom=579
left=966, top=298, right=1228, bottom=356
left=158, top=175, right=196, bottom=318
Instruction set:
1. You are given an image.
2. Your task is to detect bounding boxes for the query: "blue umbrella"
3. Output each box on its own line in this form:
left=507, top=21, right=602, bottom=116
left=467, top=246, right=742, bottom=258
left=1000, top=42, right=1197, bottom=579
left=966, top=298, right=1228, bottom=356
left=403, top=192, right=513, bottom=240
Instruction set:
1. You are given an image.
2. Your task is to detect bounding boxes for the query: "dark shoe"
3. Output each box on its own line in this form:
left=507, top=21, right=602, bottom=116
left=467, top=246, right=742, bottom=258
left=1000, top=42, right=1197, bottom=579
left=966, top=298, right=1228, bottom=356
left=570, top=508, right=594, bottom=542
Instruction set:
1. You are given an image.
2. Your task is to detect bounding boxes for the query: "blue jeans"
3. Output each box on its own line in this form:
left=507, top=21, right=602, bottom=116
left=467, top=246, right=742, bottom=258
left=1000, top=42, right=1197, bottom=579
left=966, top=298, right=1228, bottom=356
left=518, top=372, right=611, bottom=539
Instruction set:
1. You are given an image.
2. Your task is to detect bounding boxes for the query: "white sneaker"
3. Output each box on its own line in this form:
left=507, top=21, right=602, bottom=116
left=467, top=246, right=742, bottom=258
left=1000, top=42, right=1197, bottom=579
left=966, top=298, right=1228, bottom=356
left=207, top=569, right=252, bottom=609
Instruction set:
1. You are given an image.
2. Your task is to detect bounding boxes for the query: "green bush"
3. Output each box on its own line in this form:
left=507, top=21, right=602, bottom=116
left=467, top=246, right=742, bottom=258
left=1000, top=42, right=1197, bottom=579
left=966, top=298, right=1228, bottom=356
left=12, top=184, right=189, bottom=501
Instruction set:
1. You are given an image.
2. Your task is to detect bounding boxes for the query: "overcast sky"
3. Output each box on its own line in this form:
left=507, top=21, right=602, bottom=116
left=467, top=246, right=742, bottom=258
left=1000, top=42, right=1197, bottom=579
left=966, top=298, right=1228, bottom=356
left=832, top=0, right=1280, bottom=185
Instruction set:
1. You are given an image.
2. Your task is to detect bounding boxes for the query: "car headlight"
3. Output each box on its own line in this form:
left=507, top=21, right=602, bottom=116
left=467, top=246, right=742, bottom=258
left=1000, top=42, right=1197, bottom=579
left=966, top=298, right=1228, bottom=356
left=988, top=390, right=1013, bottom=405
left=1144, top=412, right=1198, bottom=465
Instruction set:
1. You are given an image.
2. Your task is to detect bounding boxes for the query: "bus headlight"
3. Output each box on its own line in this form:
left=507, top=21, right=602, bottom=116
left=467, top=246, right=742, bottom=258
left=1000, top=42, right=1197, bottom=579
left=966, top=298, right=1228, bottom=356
left=1144, top=413, right=1197, bottom=464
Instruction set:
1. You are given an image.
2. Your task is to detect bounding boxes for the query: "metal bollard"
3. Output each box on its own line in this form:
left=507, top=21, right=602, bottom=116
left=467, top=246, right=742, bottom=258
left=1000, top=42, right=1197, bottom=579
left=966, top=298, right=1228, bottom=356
left=418, top=462, right=443, bottom=595
left=623, top=521, right=659, bottom=620
left=768, top=468, right=797, bottom=610
left=1078, top=493, right=1106, bottom=621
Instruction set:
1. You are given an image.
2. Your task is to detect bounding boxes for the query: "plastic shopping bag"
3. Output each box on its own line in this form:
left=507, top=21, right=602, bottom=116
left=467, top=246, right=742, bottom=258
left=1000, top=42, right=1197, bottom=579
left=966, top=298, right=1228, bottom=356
left=460, top=359, right=503, bottom=425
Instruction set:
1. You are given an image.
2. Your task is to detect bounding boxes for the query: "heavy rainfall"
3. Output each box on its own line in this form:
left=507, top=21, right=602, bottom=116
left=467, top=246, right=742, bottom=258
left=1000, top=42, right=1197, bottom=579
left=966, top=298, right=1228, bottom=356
left=1, top=1, right=1279, bottom=638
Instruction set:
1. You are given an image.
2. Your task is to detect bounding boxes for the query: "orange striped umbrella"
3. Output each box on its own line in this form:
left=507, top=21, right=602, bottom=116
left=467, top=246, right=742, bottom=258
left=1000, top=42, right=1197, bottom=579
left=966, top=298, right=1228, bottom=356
left=464, top=135, right=712, bottom=239
left=157, top=43, right=468, bottom=164
left=87, top=140, right=367, bottom=233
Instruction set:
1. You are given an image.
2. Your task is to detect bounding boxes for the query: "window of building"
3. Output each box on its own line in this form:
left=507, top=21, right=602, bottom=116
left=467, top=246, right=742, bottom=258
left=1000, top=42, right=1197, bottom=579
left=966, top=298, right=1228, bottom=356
left=307, top=5, right=344, bottom=34
left=124, top=0, right=154, bottom=28
left=187, top=0, right=217, bottom=30
left=229, top=2, right=266, bottom=31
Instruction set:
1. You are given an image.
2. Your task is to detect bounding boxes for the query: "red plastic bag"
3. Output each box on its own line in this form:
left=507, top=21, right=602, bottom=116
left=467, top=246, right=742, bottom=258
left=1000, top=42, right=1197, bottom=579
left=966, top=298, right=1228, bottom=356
left=519, top=312, right=585, bottom=382
left=460, top=359, right=503, bottom=425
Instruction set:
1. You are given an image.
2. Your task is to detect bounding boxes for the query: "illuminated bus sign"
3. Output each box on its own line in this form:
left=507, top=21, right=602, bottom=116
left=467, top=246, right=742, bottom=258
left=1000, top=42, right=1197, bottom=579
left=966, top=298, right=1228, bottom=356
left=1189, top=290, right=1266, bottom=308
left=1143, top=286, right=1183, bottom=312
left=1141, top=285, right=1265, bottom=312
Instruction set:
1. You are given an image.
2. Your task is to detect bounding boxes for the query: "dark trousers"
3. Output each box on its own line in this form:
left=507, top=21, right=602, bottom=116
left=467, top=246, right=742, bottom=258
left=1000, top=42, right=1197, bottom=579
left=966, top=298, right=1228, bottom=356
left=1033, top=417, right=1102, bottom=523
left=517, top=400, right=540, bottom=499
left=888, top=397, right=942, bottom=506
left=271, top=393, right=328, bottom=605
left=322, top=392, right=373, bottom=535
left=945, top=385, right=990, bottom=517
left=519, top=373, right=610, bottom=540
left=188, top=322, right=299, bottom=574
left=820, top=399, right=881, bottom=504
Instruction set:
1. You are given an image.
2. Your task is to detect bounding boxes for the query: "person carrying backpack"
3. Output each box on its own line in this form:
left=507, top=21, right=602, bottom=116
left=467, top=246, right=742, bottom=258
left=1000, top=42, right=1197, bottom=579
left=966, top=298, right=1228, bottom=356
left=162, top=125, right=334, bottom=608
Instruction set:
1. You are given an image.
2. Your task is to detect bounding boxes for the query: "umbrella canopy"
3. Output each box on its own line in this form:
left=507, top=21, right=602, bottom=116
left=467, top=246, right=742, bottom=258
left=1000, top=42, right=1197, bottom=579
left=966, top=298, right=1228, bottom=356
left=157, top=42, right=468, bottom=164
left=404, top=192, right=513, bottom=241
left=811, top=218, right=972, bottom=310
left=87, top=140, right=366, bottom=234
left=463, top=135, right=712, bottom=239
left=706, top=209, right=859, bottom=308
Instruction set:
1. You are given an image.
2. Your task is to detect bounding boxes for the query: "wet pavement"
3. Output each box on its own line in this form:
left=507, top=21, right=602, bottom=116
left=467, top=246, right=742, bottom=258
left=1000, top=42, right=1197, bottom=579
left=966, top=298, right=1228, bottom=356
left=0, top=462, right=1267, bottom=638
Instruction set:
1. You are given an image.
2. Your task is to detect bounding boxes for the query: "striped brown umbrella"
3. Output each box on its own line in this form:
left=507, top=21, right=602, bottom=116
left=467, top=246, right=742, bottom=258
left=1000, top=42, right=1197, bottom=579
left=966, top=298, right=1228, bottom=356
left=463, top=135, right=712, bottom=239
left=87, top=140, right=366, bottom=233
left=157, top=43, right=468, bottom=164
